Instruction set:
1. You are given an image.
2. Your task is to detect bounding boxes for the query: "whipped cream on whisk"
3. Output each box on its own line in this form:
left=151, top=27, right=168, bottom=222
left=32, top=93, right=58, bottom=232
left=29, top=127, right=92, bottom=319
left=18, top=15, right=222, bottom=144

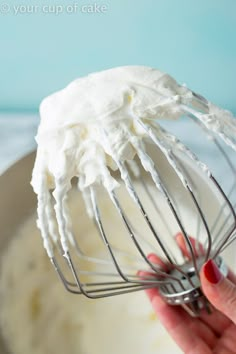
left=32, top=66, right=190, bottom=194
left=31, top=65, right=236, bottom=257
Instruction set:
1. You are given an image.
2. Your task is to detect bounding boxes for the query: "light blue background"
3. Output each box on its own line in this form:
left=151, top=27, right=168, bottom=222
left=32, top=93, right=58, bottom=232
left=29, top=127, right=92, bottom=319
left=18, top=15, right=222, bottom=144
left=0, top=0, right=236, bottom=113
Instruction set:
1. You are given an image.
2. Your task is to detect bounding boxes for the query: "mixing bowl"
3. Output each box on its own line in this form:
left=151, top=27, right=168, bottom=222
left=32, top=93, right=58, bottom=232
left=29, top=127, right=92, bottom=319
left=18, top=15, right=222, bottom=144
left=0, top=149, right=234, bottom=354
left=0, top=152, right=36, bottom=354
left=0, top=152, right=182, bottom=354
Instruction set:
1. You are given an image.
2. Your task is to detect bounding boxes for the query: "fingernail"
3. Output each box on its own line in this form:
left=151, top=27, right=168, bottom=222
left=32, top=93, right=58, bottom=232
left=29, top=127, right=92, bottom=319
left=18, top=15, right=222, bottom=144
left=147, top=253, right=158, bottom=262
left=203, top=259, right=223, bottom=284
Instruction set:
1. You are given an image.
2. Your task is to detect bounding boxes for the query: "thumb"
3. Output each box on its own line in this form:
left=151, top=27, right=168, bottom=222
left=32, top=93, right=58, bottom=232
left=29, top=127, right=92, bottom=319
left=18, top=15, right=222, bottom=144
left=200, top=259, right=236, bottom=323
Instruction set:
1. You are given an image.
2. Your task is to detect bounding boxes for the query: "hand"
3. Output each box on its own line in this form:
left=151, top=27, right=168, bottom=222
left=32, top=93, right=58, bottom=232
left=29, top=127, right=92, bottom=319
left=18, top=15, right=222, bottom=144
left=144, top=234, right=236, bottom=354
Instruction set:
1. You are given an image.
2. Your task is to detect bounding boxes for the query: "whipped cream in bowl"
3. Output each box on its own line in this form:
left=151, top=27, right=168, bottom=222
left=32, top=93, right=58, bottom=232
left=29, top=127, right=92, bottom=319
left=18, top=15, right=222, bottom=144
left=0, top=181, right=182, bottom=354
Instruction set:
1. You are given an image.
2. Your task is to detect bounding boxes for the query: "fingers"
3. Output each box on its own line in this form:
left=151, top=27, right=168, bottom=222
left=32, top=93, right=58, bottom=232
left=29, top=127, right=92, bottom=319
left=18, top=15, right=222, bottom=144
left=176, top=234, right=234, bottom=333
left=175, top=233, right=236, bottom=285
left=227, top=268, right=236, bottom=285
left=138, top=254, right=168, bottom=283
left=147, top=242, right=232, bottom=337
left=147, top=253, right=169, bottom=272
left=144, top=252, right=215, bottom=353
left=199, top=308, right=231, bottom=337
left=146, top=289, right=213, bottom=353
left=143, top=239, right=236, bottom=342
left=201, top=259, right=236, bottom=325
left=176, top=232, right=204, bottom=259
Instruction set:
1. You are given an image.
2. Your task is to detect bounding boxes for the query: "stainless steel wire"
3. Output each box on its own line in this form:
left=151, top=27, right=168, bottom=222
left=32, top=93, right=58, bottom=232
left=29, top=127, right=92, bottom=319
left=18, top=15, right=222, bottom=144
left=40, top=92, right=236, bottom=317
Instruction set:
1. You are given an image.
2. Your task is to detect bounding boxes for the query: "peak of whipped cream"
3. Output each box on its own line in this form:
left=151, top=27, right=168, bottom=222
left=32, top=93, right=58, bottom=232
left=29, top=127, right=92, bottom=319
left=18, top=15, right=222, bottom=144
left=32, top=64, right=236, bottom=193
left=38, top=66, right=187, bottom=131
left=32, top=65, right=191, bottom=193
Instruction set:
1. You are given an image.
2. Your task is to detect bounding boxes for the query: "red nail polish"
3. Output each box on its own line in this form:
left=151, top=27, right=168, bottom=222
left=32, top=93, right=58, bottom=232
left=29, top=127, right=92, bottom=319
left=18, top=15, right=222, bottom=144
left=203, top=259, right=222, bottom=284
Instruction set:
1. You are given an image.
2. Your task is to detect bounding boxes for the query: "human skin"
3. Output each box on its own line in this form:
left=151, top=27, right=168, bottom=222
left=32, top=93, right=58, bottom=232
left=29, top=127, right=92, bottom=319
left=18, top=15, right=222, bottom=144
left=145, top=234, right=236, bottom=354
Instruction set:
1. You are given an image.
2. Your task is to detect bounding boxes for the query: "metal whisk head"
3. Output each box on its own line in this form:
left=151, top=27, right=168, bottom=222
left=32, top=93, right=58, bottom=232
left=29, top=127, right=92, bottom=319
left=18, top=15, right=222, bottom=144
left=34, top=88, right=236, bottom=317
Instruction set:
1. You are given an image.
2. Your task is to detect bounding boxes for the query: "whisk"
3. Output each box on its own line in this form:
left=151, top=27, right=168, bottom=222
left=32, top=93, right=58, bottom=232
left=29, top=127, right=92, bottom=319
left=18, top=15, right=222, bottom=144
left=32, top=66, right=236, bottom=317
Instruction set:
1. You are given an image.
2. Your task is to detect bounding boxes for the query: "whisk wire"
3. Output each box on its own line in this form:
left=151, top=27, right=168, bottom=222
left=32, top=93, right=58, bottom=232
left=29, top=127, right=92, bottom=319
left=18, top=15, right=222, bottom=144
left=41, top=93, right=236, bottom=314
